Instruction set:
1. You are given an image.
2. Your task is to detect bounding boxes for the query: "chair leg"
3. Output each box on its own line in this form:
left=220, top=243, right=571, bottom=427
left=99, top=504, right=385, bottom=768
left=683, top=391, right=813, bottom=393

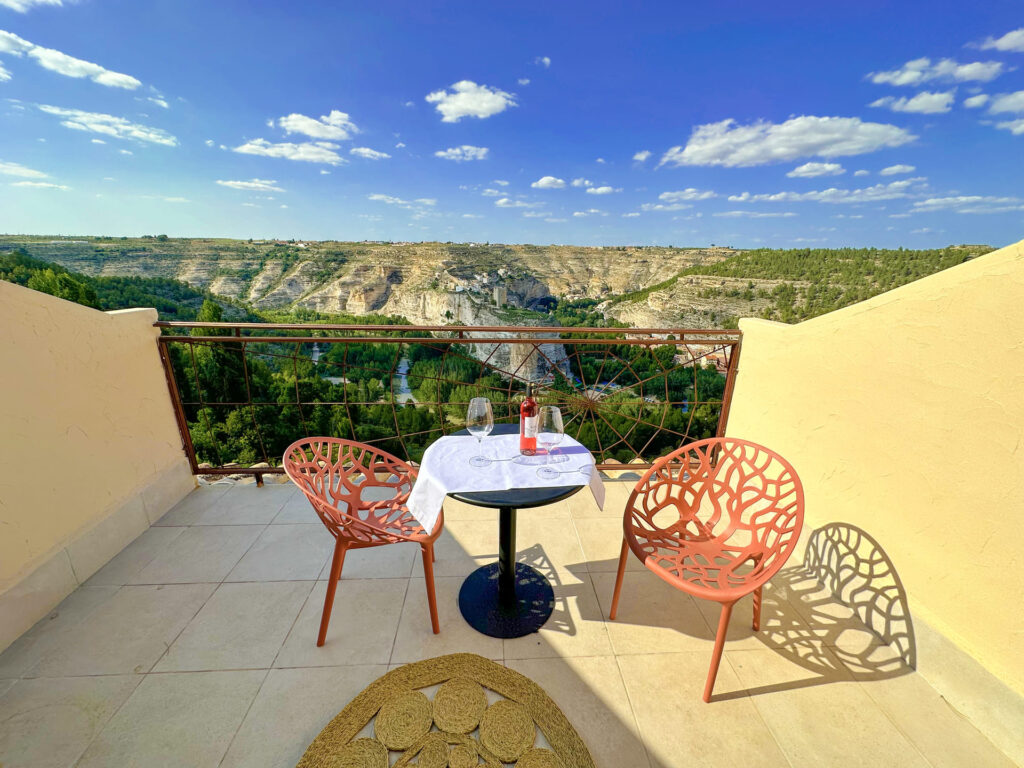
left=421, top=543, right=440, bottom=634
left=317, top=540, right=348, bottom=647
left=703, top=602, right=734, bottom=703
left=752, top=586, right=762, bottom=631
left=609, top=538, right=629, bottom=621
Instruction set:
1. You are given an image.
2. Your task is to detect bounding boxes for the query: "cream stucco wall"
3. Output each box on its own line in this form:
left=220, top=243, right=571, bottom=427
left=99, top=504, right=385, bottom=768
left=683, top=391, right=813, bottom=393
left=0, top=280, right=194, bottom=650
left=726, top=238, right=1024, bottom=697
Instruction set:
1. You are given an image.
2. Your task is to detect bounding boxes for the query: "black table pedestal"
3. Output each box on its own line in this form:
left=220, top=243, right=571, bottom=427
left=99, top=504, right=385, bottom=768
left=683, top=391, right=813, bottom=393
left=457, top=506, right=555, bottom=638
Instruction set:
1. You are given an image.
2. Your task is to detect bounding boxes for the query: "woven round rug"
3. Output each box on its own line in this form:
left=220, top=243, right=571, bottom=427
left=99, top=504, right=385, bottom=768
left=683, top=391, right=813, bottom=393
left=295, top=653, right=594, bottom=768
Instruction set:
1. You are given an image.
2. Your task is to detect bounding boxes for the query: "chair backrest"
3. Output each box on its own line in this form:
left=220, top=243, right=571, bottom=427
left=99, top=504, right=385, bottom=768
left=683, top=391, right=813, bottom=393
left=626, top=437, right=804, bottom=598
left=282, top=437, right=417, bottom=542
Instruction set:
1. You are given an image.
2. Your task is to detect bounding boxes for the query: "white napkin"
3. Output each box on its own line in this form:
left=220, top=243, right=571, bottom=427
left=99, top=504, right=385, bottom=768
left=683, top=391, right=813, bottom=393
left=407, top=433, right=605, bottom=533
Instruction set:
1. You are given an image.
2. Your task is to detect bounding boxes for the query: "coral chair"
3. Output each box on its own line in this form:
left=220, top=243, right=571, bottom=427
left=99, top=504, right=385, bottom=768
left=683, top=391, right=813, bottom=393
left=283, top=438, right=443, bottom=645
left=609, top=437, right=804, bottom=702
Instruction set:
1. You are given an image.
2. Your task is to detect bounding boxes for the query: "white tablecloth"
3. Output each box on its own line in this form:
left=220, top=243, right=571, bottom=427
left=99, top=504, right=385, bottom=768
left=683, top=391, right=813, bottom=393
left=407, top=433, right=605, bottom=533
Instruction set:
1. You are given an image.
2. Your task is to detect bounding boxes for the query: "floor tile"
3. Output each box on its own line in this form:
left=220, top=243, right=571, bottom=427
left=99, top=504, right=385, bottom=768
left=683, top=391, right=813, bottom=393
left=227, top=524, right=333, bottom=582
left=187, top=484, right=294, bottom=525
left=84, top=526, right=187, bottom=586
left=317, top=540, right=419, bottom=580
left=221, top=665, right=387, bottom=768
left=0, top=675, right=141, bottom=768
left=274, top=579, right=407, bottom=668
left=416, top=520, right=498, bottom=578
left=0, top=586, right=118, bottom=679
left=76, top=670, right=265, bottom=768
left=592, top=570, right=714, bottom=655
left=727, top=647, right=930, bottom=767
left=504, top=572, right=614, bottom=660
left=514, top=517, right=587, bottom=575
left=154, top=484, right=232, bottom=525
left=574, top=516, right=645, bottom=573
left=129, top=525, right=265, bottom=584
left=390, top=577, right=503, bottom=663
left=691, top=585, right=814, bottom=652
left=617, top=651, right=789, bottom=768
left=570, top=480, right=632, bottom=518
left=271, top=491, right=319, bottom=524
left=155, top=581, right=314, bottom=672
left=29, top=583, right=216, bottom=677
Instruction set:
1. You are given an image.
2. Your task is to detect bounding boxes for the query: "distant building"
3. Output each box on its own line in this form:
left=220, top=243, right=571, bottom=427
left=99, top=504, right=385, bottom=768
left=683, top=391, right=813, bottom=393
left=493, top=285, right=508, bottom=306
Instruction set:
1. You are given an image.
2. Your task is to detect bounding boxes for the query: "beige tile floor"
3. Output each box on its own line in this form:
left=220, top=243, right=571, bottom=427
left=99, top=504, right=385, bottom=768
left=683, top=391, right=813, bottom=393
left=0, top=482, right=1016, bottom=768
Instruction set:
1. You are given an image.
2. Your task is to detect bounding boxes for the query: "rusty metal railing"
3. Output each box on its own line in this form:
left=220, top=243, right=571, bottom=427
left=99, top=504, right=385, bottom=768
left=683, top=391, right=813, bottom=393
left=155, top=322, right=741, bottom=480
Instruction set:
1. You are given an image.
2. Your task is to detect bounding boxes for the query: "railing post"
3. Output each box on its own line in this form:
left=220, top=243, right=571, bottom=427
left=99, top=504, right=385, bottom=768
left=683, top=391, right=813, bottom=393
left=716, top=337, right=742, bottom=439
left=157, top=338, right=200, bottom=475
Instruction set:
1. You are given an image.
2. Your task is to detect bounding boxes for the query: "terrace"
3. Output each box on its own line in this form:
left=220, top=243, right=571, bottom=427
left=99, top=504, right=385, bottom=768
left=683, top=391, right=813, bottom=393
left=1, top=239, right=1022, bottom=767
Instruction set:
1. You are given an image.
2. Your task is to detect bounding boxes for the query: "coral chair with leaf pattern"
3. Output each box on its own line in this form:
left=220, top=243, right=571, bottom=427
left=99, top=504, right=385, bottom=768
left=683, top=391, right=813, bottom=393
left=610, top=437, right=804, bottom=701
left=283, top=438, right=444, bottom=645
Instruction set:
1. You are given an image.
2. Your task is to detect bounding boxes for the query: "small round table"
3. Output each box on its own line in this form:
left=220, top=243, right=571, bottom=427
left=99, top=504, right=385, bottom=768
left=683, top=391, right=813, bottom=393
left=450, top=424, right=585, bottom=639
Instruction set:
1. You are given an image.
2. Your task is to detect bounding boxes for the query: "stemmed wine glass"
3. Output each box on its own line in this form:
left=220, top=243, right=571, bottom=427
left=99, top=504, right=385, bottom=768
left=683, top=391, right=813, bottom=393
left=536, top=406, right=564, bottom=480
left=466, top=397, right=494, bottom=468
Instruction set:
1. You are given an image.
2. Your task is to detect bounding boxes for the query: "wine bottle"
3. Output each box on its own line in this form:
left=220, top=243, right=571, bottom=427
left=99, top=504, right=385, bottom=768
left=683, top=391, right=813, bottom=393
left=520, top=382, right=538, bottom=456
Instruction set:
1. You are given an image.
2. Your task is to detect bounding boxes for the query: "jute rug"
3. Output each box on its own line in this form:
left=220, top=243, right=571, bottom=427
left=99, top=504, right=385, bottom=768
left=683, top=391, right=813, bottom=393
left=295, top=653, right=595, bottom=768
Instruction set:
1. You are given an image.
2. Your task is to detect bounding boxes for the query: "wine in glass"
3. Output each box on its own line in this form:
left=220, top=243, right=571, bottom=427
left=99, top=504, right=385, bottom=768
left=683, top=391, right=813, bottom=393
left=466, top=397, right=494, bottom=468
left=536, top=405, right=564, bottom=480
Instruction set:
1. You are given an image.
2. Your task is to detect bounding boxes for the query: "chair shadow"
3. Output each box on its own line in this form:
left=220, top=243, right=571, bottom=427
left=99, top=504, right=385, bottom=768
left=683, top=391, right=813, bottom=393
left=517, top=542, right=587, bottom=637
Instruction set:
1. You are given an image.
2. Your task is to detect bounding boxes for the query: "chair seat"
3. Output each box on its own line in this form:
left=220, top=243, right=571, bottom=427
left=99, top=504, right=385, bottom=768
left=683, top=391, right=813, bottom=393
left=633, top=528, right=767, bottom=599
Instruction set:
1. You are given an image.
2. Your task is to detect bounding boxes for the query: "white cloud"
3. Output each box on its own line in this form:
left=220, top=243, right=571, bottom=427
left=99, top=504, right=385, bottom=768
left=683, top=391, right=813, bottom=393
left=854, top=169, right=870, bottom=176
left=462, top=213, right=483, bottom=219
left=989, top=90, right=1024, bottom=114
left=713, top=211, right=797, bottom=218
left=595, top=157, right=606, bottom=164
left=659, top=188, right=716, bottom=201
left=216, top=178, right=284, bottom=192
left=481, top=188, right=502, bottom=197
left=787, top=161, right=845, bottom=178
left=0, top=30, right=141, bottom=89
left=0, top=62, right=10, bottom=81
left=276, top=110, right=357, bottom=140
left=233, top=138, right=345, bottom=165
left=349, top=146, right=391, bottom=160
left=633, top=150, right=652, bottom=162
left=660, top=116, right=915, bottom=167
left=492, top=179, right=509, bottom=186
left=11, top=180, right=67, bottom=189
left=0, top=159, right=47, bottom=178
left=995, top=118, right=1024, bottom=135
left=879, top=164, right=915, bottom=175
left=147, top=96, right=169, bottom=109
left=571, top=178, right=592, bottom=187
left=205, top=139, right=215, bottom=147
left=0, top=30, right=32, bottom=54
left=495, top=197, right=542, bottom=209
left=964, top=94, right=990, bottom=108
left=622, top=212, right=641, bottom=218
left=280, top=204, right=288, bottom=209
left=867, top=57, right=1005, bottom=86
left=367, top=193, right=436, bottom=209
left=517, top=78, right=530, bottom=86
left=572, top=209, right=605, bottom=217
left=118, top=149, right=132, bottom=155
left=163, top=196, right=189, bottom=203
left=395, top=141, right=406, bottom=148
left=320, top=169, right=330, bottom=175
left=911, top=195, right=1024, bottom=214
left=90, top=138, right=105, bottom=144
left=521, top=211, right=548, bottom=218
left=38, top=105, right=176, bottom=145
left=979, top=28, right=1024, bottom=53
left=640, top=202, right=692, bottom=212
left=434, top=145, right=489, bottom=162
left=544, top=218, right=566, bottom=223
left=531, top=175, right=565, bottom=189
left=727, top=178, right=924, bottom=204
left=425, top=80, right=516, bottom=122
left=0, top=0, right=68, bottom=11
left=535, top=56, right=551, bottom=68
left=870, top=90, right=955, bottom=114
left=586, top=185, right=618, bottom=195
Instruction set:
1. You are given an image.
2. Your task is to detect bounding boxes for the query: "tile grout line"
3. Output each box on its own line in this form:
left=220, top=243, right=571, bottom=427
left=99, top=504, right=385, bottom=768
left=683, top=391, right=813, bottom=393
left=386, top=576, right=414, bottom=667
left=216, top=667, right=274, bottom=768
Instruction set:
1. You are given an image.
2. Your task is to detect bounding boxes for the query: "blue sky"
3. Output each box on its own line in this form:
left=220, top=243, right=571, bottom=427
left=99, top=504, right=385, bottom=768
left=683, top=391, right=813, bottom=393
left=1, top=0, right=1022, bottom=248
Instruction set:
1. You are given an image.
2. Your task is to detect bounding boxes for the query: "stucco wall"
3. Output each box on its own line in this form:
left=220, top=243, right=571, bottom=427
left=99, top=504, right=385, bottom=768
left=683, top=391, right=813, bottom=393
left=0, top=280, right=194, bottom=649
left=726, top=238, right=1024, bottom=695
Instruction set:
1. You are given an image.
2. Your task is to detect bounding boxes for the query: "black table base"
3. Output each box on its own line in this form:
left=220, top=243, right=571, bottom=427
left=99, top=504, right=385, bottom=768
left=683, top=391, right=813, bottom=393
left=458, top=561, right=555, bottom=639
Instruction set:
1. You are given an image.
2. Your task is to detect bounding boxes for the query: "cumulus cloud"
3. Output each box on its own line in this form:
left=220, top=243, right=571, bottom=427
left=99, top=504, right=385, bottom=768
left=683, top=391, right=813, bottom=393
left=276, top=110, right=357, bottom=140
left=586, top=185, right=618, bottom=195
left=995, top=118, right=1024, bottom=135
left=713, top=211, right=797, bottom=218
left=911, top=195, right=1024, bottom=214
left=727, top=178, right=924, bottom=204
left=640, top=202, right=691, bottom=212
left=854, top=169, right=870, bottom=176
left=531, top=175, right=565, bottom=189
left=462, top=213, right=483, bottom=219
left=622, top=212, right=641, bottom=218
left=659, top=188, right=716, bottom=201
left=434, top=145, right=489, bottom=162
left=233, top=138, right=345, bottom=165
left=979, top=28, right=1024, bottom=53
left=988, top=90, right=1024, bottom=114
left=349, top=146, right=391, bottom=160
left=867, top=58, right=1005, bottom=86
left=535, top=56, right=551, bottom=68
left=0, top=30, right=141, bottom=89
left=216, top=179, right=284, bottom=192
left=481, top=188, right=502, bottom=197
left=11, top=180, right=67, bottom=189
left=425, top=80, right=516, bottom=122
left=879, top=164, right=915, bottom=175
left=571, top=178, right=592, bottom=187
left=964, top=94, right=990, bottom=108
left=38, top=105, right=176, bottom=145
left=0, top=159, right=48, bottom=178
left=368, top=193, right=436, bottom=209
left=572, top=209, right=605, bottom=217
left=870, top=90, right=955, bottom=114
left=633, top=150, right=652, bottom=162
left=517, top=78, right=530, bottom=86
left=787, top=161, right=845, bottom=178
left=495, top=197, right=542, bottom=209
left=660, top=116, right=915, bottom=168
left=0, top=0, right=68, bottom=10
left=492, top=179, right=509, bottom=186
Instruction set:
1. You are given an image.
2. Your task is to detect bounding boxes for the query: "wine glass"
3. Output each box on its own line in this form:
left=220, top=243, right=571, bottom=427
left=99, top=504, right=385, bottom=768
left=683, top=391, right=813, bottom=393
left=466, top=397, right=494, bottom=467
left=536, top=406, right=564, bottom=480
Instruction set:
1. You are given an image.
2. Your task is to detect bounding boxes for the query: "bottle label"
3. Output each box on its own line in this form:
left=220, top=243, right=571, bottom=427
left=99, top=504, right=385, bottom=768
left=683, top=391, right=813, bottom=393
left=523, top=415, right=538, bottom=438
